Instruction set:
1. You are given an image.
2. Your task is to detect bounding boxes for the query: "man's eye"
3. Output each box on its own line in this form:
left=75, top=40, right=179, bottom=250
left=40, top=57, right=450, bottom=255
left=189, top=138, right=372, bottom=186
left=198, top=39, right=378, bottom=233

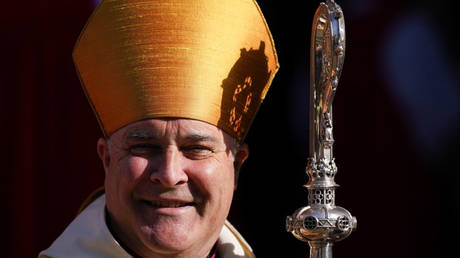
left=129, top=144, right=162, bottom=157
left=182, top=145, right=213, bottom=159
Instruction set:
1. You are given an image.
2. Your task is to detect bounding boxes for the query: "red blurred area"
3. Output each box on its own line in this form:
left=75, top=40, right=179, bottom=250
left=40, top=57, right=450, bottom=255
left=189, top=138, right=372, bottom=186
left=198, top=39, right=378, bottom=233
left=1, top=2, right=104, bottom=257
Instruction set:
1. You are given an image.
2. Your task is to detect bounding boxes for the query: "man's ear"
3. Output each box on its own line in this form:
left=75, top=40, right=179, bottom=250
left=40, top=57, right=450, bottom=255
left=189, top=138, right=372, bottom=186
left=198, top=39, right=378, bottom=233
left=233, top=143, right=249, bottom=190
left=97, top=137, right=111, bottom=176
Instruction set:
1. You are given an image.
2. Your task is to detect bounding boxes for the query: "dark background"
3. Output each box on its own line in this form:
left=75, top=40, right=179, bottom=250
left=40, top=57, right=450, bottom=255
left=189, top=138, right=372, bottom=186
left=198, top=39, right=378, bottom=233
left=2, top=0, right=459, bottom=257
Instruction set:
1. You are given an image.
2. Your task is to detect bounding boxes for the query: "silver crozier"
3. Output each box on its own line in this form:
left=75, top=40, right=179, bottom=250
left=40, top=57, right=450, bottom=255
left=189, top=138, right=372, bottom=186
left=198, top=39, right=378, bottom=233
left=285, top=1, right=357, bottom=257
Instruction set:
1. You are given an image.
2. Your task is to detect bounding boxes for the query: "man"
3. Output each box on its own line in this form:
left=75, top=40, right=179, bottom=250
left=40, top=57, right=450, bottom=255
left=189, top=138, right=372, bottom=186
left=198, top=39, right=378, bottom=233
left=39, top=0, right=278, bottom=257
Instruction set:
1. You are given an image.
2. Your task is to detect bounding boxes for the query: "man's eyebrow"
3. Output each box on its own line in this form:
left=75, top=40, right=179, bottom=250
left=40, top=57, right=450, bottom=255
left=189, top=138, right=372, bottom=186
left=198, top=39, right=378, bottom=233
left=124, top=132, right=218, bottom=142
left=125, top=131, right=159, bottom=141
left=184, top=134, right=219, bottom=143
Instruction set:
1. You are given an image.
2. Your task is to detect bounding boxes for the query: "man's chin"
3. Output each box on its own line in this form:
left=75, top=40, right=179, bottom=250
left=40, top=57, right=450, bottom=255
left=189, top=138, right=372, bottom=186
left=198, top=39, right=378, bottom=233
left=137, top=225, right=196, bottom=255
left=132, top=203, right=220, bottom=256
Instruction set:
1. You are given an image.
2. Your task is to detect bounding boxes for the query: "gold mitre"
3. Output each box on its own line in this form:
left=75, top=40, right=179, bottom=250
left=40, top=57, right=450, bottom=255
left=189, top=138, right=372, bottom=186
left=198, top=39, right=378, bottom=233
left=73, top=0, right=279, bottom=142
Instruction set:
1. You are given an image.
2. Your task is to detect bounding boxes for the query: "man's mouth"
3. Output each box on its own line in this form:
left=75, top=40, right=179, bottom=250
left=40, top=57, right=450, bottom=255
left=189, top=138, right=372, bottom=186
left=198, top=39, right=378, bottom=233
left=142, top=200, right=195, bottom=208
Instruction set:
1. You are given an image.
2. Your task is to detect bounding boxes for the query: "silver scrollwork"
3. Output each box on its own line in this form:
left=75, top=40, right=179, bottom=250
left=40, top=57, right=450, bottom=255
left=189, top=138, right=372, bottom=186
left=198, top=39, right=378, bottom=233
left=286, top=1, right=356, bottom=257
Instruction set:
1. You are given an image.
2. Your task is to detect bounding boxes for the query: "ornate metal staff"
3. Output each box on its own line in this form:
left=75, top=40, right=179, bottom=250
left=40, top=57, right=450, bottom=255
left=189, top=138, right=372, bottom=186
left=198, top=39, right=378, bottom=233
left=286, top=1, right=356, bottom=257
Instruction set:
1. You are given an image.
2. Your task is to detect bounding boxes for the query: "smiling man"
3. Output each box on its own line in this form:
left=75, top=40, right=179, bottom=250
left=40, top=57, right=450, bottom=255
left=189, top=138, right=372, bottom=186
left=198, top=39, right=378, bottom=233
left=100, top=119, right=248, bottom=257
left=39, top=0, right=278, bottom=257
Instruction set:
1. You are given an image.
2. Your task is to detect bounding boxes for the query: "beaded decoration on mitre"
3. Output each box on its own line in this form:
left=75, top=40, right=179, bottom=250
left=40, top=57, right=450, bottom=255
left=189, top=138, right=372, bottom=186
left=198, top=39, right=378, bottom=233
left=73, top=0, right=279, bottom=142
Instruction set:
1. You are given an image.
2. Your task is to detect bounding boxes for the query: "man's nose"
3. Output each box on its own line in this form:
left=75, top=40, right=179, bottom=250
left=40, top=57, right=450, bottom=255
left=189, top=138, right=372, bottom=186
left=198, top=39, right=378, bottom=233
left=150, top=147, right=188, bottom=187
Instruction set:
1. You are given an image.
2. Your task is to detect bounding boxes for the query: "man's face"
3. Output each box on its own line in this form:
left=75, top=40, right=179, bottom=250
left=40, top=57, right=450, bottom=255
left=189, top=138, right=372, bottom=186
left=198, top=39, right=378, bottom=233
left=97, top=118, right=247, bottom=257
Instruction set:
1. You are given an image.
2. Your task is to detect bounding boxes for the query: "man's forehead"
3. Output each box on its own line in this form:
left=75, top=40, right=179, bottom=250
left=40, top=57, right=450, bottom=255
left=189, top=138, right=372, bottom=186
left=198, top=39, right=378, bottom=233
left=115, top=118, right=227, bottom=142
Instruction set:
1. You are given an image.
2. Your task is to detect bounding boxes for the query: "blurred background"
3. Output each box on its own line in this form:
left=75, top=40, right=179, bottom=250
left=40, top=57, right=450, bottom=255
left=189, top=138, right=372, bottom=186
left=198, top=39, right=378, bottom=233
left=1, top=0, right=459, bottom=257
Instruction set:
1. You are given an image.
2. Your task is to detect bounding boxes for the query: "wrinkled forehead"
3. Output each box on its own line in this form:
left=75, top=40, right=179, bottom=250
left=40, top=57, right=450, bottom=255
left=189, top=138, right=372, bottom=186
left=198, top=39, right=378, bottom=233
left=110, top=118, right=235, bottom=145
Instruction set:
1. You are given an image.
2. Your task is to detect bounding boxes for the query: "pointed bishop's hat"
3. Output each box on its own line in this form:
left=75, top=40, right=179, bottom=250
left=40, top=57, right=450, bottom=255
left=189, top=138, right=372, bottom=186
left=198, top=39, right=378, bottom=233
left=73, top=0, right=279, bottom=142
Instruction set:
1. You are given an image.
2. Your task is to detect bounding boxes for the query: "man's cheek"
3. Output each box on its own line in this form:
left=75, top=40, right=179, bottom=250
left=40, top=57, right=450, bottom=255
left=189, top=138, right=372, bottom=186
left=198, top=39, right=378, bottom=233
left=124, top=158, right=150, bottom=178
